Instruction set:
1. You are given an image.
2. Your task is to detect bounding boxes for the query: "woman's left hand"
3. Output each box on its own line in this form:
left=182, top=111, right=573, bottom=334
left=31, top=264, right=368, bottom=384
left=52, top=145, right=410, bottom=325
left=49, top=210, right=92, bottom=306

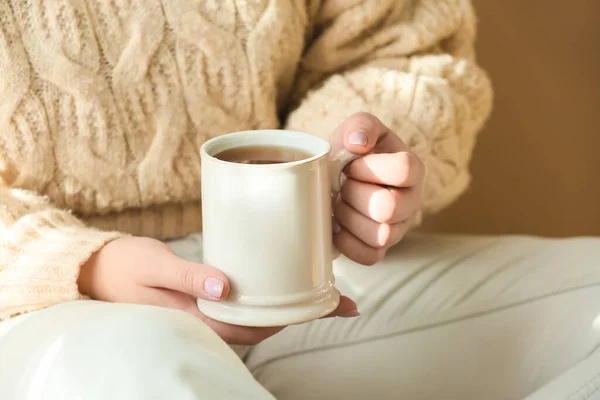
left=331, top=112, right=425, bottom=265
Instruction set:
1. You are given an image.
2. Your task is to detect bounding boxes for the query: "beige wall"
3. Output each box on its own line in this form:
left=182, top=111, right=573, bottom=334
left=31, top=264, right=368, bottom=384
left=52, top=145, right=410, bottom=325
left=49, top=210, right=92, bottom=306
left=422, top=0, right=600, bottom=237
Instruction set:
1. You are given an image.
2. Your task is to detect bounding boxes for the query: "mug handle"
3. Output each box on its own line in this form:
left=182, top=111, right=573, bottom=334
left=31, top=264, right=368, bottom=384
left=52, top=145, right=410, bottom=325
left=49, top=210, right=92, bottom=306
left=330, top=132, right=388, bottom=193
left=330, top=148, right=361, bottom=194
left=329, top=148, right=363, bottom=260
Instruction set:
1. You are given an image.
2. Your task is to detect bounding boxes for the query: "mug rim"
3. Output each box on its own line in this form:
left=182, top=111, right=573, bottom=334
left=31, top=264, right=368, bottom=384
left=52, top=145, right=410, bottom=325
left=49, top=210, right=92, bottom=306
left=200, top=129, right=331, bottom=169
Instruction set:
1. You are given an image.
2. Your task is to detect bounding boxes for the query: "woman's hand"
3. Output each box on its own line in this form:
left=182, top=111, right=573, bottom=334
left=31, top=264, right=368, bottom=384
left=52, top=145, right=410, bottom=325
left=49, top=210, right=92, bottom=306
left=79, top=236, right=358, bottom=345
left=331, top=113, right=425, bottom=265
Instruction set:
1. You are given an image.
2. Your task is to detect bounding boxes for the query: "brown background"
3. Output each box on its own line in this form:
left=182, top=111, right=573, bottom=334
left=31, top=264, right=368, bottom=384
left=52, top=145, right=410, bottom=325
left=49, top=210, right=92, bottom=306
left=423, top=0, right=600, bottom=237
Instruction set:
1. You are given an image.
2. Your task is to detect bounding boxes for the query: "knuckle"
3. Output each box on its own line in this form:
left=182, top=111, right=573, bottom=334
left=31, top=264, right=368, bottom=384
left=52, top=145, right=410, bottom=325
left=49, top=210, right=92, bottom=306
left=179, top=266, right=198, bottom=294
left=375, top=224, right=393, bottom=248
left=346, top=112, right=380, bottom=131
left=349, top=111, right=377, bottom=122
left=394, top=152, right=415, bottom=185
left=372, top=188, right=400, bottom=223
left=399, top=151, right=414, bottom=171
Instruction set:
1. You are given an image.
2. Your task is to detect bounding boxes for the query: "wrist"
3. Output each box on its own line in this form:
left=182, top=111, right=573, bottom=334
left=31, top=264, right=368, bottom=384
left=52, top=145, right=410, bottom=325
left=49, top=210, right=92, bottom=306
left=78, top=249, right=101, bottom=298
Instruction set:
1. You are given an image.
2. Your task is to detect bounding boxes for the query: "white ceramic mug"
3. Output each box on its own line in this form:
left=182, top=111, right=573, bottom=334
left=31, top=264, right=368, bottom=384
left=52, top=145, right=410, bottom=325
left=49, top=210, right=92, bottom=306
left=197, top=129, right=359, bottom=327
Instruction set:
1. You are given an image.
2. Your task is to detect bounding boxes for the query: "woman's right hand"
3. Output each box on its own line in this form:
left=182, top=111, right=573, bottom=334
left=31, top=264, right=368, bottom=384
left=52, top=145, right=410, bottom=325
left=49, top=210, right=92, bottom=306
left=78, top=236, right=358, bottom=345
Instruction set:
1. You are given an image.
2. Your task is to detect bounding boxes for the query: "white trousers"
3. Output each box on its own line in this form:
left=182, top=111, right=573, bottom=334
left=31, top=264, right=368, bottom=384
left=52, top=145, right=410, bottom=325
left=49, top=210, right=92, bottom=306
left=1, top=233, right=600, bottom=400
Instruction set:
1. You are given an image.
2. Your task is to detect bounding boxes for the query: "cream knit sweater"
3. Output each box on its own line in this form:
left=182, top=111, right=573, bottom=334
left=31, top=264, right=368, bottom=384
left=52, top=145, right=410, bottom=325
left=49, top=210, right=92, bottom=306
left=0, top=0, right=492, bottom=320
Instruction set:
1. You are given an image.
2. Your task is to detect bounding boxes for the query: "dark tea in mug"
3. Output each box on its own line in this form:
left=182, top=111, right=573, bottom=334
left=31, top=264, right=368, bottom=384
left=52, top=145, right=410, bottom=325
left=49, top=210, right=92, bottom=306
left=214, top=145, right=312, bottom=165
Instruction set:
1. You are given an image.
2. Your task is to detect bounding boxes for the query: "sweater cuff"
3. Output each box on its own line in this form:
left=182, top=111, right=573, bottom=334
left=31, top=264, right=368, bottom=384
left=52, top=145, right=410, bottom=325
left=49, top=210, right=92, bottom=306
left=286, top=63, right=492, bottom=216
left=0, top=209, right=125, bottom=320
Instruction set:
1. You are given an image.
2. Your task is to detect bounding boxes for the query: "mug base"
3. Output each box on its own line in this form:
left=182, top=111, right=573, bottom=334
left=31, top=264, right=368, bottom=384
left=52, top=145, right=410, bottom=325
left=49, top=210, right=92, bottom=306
left=196, top=290, right=340, bottom=327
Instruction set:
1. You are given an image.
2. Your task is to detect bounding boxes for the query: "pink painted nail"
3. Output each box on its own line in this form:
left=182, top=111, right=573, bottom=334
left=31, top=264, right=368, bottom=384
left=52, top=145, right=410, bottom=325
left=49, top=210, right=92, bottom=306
left=204, top=277, right=224, bottom=299
left=348, top=131, right=367, bottom=146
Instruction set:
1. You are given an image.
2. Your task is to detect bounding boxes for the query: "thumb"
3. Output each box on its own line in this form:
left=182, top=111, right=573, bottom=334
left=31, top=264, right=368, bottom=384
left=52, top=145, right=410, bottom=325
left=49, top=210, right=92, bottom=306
left=147, top=250, right=231, bottom=301
left=331, top=112, right=388, bottom=155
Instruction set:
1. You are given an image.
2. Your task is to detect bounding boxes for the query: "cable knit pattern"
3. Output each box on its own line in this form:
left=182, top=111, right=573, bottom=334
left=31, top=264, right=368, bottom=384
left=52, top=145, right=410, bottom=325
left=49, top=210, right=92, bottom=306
left=288, top=0, right=493, bottom=214
left=0, top=0, right=492, bottom=319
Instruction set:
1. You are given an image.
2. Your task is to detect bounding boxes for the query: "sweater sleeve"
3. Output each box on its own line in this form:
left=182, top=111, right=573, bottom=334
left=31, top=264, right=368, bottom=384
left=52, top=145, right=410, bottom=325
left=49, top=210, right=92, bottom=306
left=0, top=186, right=125, bottom=321
left=285, top=0, right=493, bottom=215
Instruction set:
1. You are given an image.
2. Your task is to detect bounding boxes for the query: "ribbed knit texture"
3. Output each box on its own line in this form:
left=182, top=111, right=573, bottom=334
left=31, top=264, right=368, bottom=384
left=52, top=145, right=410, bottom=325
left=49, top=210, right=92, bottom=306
left=0, top=0, right=492, bottom=320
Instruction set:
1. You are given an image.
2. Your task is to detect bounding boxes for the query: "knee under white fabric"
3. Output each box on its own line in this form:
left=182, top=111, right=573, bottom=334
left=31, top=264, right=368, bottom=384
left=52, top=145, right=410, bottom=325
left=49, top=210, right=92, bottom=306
left=2, top=233, right=600, bottom=399
left=0, top=301, right=274, bottom=400
left=244, top=234, right=600, bottom=399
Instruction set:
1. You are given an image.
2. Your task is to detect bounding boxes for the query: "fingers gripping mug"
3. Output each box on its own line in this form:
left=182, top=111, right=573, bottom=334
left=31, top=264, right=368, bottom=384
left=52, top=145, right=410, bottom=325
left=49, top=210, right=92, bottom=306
left=197, top=130, right=359, bottom=327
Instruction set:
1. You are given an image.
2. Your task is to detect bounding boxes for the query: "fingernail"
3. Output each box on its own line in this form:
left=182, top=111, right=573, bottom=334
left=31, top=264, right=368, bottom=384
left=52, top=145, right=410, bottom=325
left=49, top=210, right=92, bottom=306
left=332, top=219, right=342, bottom=234
left=339, top=310, right=361, bottom=318
left=204, top=277, right=224, bottom=298
left=348, top=131, right=368, bottom=146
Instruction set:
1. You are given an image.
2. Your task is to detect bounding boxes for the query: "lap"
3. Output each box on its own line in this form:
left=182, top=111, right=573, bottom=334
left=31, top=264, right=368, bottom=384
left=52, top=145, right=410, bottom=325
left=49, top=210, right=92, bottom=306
left=0, top=301, right=274, bottom=400
left=246, top=233, right=600, bottom=399
left=2, top=233, right=599, bottom=400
